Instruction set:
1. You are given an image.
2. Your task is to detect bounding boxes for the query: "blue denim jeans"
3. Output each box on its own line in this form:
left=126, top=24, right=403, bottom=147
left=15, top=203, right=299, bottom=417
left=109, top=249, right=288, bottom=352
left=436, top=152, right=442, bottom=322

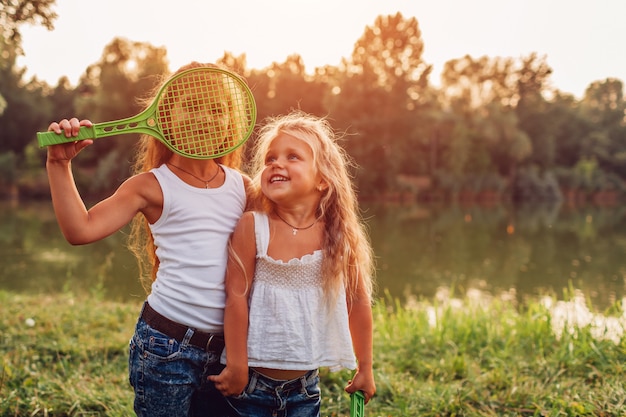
left=128, top=314, right=237, bottom=417
left=227, top=368, right=320, bottom=417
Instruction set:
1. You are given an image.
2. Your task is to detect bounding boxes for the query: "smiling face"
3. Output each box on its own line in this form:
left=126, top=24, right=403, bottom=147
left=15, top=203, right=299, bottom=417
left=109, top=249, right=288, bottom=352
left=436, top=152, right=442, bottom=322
left=261, top=132, right=325, bottom=206
left=159, top=71, right=232, bottom=156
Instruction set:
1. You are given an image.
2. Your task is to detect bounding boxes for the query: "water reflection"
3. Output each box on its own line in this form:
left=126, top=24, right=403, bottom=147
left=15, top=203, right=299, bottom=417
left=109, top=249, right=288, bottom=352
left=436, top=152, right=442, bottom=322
left=1, top=201, right=625, bottom=310
left=405, top=286, right=626, bottom=344
left=542, top=291, right=626, bottom=344
left=365, top=202, right=626, bottom=311
left=0, top=201, right=144, bottom=301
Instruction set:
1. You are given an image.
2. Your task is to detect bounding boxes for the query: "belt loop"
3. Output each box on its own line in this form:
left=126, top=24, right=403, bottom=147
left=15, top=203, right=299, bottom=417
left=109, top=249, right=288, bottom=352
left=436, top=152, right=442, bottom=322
left=181, top=328, right=194, bottom=346
left=299, top=373, right=307, bottom=392
left=300, top=370, right=314, bottom=389
left=305, top=369, right=318, bottom=385
left=247, top=369, right=258, bottom=394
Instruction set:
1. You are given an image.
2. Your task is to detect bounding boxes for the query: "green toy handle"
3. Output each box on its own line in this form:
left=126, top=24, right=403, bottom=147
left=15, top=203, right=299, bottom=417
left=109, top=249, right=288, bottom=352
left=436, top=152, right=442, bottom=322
left=36, top=113, right=161, bottom=147
left=350, top=391, right=365, bottom=417
left=37, top=126, right=99, bottom=146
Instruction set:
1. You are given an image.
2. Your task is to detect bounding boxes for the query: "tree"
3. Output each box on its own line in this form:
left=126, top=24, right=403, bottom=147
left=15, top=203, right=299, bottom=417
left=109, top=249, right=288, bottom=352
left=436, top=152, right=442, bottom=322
left=331, top=13, right=432, bottom=194
left=0, top=44, right=51, bottom=155
left=70, top=38, right=169, bottom=194
left=216, top=51, right=249, bottom=78
left=247, top=54, right=329, bottom=122
left=579, top=78, right=626, bottom=178
left=0, top=0, right=57, bottom=48
left=0, top=0, right=58, bottom=141
left=0, top=0, right=56, bottom=115
left=439, top=55, right=532, bottom=186
left=514, top=53, right=556, bottom=171
left=550, top=92, right=588, bottom=169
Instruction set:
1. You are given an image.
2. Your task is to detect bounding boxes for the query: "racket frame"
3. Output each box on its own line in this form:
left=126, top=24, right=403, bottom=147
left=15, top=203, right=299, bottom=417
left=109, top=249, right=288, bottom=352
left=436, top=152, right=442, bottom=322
left=36, top=67, right=256, bottom=160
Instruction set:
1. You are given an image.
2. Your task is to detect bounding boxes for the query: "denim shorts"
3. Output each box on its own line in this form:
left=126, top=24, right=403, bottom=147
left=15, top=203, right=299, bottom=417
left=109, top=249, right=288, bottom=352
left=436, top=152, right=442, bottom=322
left=128, top=314, right=237, bottom=417
left=227, top=368, right=320, bottom=417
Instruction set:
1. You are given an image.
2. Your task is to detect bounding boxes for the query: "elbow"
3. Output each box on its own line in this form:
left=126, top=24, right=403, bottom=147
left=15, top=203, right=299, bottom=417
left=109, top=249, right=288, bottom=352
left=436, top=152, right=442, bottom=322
left=62, top=230, right=93, bottom=246
left=66, top=237, right=90, bottom=246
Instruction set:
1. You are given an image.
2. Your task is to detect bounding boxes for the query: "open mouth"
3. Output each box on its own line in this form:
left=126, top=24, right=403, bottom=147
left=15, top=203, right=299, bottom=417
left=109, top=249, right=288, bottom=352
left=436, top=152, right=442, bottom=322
left=269, top=175, right=289, bottom=183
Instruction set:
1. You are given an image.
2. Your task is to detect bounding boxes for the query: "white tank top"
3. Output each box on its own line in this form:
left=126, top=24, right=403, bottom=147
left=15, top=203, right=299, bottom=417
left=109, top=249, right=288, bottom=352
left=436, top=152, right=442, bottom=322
left=146, top=164, right=246, bottom=333
left=245, top=212, right=356, bottom=371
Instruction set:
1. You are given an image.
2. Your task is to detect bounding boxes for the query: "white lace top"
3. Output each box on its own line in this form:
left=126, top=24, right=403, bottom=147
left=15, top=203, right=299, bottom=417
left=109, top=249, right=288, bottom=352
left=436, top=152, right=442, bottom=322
left=245, top=212, right=357, bottom=371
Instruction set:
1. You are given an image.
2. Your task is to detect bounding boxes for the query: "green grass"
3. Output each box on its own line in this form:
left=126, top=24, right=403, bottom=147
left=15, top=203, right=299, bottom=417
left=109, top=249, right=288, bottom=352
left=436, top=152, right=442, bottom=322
left=1, top=290, right=626, bottom=416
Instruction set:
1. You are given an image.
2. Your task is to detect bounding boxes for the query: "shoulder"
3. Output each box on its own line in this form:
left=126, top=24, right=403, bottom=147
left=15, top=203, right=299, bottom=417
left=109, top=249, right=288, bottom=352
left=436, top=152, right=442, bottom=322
left=233, top=211, right=263, bottom=241
left=119, top=171, right=159, bottom=194
left=118, top=172, right=163, bottom=211
left=236, top=211, right=256, bottom=232
left=231, top=211, right=258, bottom=258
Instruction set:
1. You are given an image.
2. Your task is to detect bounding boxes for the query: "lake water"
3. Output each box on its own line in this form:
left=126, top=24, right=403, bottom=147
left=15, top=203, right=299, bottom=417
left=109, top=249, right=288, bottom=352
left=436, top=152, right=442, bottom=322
left=2, top=200, right=625, bottom=311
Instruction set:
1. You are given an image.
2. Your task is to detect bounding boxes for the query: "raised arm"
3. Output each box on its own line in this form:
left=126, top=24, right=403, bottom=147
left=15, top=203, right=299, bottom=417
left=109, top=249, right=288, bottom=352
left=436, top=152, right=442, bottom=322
left=46, top=118, right=158, bottom=245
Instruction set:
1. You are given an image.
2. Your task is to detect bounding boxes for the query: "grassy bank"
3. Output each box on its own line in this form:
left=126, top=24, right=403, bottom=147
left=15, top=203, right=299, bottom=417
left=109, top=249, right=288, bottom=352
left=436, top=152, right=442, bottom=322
left=1, top=290, right=626, bottom=416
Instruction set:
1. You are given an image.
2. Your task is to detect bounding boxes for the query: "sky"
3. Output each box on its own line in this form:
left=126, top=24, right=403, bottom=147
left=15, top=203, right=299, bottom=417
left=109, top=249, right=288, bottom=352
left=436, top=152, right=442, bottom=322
left=17, top=0, right=626, bottom=99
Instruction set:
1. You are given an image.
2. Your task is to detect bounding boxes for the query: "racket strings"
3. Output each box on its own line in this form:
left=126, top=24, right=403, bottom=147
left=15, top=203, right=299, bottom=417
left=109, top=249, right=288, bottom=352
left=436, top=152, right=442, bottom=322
left=156, top=70, right=254, bottom=158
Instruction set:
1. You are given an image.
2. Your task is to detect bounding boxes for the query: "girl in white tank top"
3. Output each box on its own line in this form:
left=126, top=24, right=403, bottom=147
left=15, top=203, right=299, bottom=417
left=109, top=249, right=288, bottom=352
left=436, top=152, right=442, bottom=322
left=44, top=62, right=252, bottom=417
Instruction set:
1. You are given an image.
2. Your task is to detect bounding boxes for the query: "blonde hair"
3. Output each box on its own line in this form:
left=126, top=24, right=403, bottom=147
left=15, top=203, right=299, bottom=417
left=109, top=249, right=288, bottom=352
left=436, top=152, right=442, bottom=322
left=249, top=110, right=375, bottom=303
left=127, top=62, right=248, bottom=293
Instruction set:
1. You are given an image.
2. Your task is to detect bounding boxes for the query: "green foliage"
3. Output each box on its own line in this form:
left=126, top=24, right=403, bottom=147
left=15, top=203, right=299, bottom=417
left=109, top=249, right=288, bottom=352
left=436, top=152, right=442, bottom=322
left=3, top=291, right=626, bottom=416
left=513, top=166, right=563, bottom=203
left=0, top=61, right=53, bottom=155
left=0, top=12, right=625, bottom=202
left=83, top=148, right=131, bottom=196
left=364, top=292, right=626, bottom=416
left=0, top=0, right=57, bottom=48
left=0, top=292, right=139, bottom=416
left=0, top=151, right=17, bottom=185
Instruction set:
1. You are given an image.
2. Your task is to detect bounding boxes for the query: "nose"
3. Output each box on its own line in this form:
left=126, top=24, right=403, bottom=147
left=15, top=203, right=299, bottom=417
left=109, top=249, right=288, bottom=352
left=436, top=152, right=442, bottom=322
left=193, top=109, right=226, bottom=138
left=194, top=107, right=213, bottom=124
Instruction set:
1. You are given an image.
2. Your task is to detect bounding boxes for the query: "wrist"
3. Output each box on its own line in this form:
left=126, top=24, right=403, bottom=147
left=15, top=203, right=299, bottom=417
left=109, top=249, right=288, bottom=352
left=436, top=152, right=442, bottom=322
left=356, top=362, right=374, bottom=373
left=226, top=362, right=248, bottom=373
left=46, top=158, right=71, bottom=168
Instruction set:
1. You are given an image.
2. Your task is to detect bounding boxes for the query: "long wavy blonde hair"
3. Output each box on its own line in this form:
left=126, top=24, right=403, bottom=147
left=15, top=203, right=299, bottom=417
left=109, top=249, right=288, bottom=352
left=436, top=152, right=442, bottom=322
left=249, top=110, right=375, bottom=303
left=127, top=62, right=247, bottom=293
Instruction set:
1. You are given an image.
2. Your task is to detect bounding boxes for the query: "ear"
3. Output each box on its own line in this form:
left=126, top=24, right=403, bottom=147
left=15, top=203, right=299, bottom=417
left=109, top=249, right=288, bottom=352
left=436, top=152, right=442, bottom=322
left=317, top=180, right=329, bottom=192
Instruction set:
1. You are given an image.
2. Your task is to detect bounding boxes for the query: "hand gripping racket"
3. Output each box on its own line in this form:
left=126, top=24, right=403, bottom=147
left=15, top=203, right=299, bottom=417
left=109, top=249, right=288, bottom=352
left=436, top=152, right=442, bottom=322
left=36, top=67, right=256, bottom=159
left=350, top=391, right=365, bottom=417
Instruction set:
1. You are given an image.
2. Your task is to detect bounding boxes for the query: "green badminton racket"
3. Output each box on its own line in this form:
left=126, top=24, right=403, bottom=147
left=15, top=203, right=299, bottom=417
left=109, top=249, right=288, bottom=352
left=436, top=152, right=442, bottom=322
left=36, top=67, right=256, bottom=159
left=350, top=391, right=365, bottom=417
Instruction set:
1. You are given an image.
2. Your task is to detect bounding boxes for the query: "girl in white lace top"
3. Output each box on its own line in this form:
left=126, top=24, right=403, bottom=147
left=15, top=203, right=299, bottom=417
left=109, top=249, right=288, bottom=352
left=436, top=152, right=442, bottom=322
left=210, top=111, right=376, bottom=416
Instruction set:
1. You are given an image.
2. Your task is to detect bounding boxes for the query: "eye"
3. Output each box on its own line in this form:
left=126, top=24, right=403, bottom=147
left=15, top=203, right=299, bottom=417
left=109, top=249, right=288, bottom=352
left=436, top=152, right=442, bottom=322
left=287, top=153, right=300, bottom=160
left=264, top=154, right=276, bottom=165
left=210, top=102, right=226, bottom=116
left=182, top=98, right=202, bottom=113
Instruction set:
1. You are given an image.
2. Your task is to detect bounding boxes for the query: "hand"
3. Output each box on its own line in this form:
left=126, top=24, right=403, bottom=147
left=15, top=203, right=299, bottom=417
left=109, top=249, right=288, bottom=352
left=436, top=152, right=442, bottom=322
left=46, top=118, right=94, bottom=162
left=208, top=365, right=248, bottom=397
left=345, top=369, right=376, bottom=404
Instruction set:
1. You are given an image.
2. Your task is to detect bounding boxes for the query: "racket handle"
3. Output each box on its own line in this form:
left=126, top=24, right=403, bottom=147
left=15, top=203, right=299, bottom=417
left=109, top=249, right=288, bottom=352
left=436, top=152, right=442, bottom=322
left=37, top=126, right=97, bottom=147
left=350, top=391, right=365, bottom=417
